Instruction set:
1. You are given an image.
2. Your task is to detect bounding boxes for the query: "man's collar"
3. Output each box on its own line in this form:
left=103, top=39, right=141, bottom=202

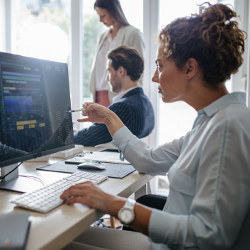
left=112, top=87, right=140, bottom=103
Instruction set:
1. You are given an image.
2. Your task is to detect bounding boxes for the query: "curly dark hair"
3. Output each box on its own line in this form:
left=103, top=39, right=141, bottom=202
left=159, top=3, right=246, bottom=87
left=107, top=46, right=144, bottom=81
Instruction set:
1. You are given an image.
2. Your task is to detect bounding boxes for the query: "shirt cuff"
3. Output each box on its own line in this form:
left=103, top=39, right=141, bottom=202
left=149, top=209, right=178, bottom=244
left=111, top=126, right=133, bottom=148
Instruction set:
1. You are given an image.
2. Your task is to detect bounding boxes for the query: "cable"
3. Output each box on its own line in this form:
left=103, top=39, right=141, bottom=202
left=19, top=175, right=45, bottom=186
left=0, top=162, right=45, bottom=186
left=0, top=162, right=23, bottom=180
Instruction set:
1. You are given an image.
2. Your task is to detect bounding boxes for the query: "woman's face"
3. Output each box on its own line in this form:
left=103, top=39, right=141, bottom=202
left=95, top=7, right=115, bottom=27
left=152, top=45, right=187, bottom=103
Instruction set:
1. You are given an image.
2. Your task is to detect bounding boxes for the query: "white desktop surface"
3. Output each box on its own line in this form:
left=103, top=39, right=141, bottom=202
left=0, top=149, right=152, bottom=250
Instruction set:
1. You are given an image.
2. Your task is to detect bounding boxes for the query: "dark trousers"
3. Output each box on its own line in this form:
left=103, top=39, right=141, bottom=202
left=123, top=194, right=167, bottom=231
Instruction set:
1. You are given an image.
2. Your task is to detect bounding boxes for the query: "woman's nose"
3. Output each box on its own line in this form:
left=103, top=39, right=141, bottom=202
left=152, top=69, right=159, bottom=83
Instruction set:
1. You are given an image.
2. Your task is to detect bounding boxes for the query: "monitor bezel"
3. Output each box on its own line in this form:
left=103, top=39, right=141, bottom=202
left=0, top=143, right=75, bottom=168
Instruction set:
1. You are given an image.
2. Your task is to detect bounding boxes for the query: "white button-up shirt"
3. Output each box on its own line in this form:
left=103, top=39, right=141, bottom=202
left=113, top=92, right=250, bottom=250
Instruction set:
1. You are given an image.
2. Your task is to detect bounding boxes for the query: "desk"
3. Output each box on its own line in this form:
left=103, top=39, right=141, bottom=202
left=0, top=156, right=152, bottom=250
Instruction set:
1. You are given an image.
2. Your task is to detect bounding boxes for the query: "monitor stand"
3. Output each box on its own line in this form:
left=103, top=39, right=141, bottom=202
left=0, top=164, right=43, bottom=193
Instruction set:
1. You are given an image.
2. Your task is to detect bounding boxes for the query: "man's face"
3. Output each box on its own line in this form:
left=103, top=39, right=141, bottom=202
left=106, top=60, right=122, bottom=93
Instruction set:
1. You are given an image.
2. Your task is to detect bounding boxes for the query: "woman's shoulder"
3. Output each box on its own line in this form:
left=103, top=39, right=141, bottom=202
left=120, top=25, right=142, bottom=35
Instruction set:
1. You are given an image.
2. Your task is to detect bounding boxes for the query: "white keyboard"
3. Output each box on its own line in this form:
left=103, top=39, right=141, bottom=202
left=11, top=171, right=108, bottom=213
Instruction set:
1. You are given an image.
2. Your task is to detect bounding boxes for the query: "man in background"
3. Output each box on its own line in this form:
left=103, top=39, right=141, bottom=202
left=74, top=46, right=155, bottom=146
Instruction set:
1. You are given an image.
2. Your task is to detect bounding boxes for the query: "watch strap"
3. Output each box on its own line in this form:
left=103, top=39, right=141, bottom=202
left=125, top=198, right=136, bottom=209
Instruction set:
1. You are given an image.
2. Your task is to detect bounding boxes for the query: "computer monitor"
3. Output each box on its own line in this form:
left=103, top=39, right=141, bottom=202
left=0, top=52, right=75, bottom=192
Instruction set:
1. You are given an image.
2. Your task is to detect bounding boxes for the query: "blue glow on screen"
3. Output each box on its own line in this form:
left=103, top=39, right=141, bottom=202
left=4, top=96, right=32, bottom=113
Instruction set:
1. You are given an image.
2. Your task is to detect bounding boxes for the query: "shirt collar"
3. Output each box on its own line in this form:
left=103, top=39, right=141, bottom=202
left=202, top=92, right=246, bottom=117
left=112, top=87, right=138, bottom=103
left=193, top=92, right=246, bottom=128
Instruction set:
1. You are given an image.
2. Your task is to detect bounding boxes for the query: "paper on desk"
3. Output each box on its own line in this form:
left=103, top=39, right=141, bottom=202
left=83, top=151, right=130, bottom=164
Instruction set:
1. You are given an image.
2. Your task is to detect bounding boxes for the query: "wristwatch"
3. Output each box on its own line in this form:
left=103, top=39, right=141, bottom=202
left=118, top=198, right=136, bottom=225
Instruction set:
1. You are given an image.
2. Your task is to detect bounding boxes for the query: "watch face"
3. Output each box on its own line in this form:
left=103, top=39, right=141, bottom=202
left=118, top=199, right=135, bottom=225
left=120, top=208, right=134, bottom=224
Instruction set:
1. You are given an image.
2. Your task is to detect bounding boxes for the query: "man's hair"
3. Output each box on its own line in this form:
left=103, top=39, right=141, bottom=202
left=94, top=0, right=129, bottom=26
left=107, top=46, right=144, bottom=81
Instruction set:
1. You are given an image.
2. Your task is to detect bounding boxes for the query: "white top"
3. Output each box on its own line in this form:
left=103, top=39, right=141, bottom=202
left=89, top=25, right=145, bottom=102
left=112, top=92, right=250, bottom=250
left=95, top=33, right=117, bottom=91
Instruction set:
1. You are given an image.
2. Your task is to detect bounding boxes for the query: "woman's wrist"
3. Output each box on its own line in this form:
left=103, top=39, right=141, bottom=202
left=105, top=110, right=124, bottom=136
left=105, top=195, right=151, bottom=235
left=105, top=194, right=126, bottom=217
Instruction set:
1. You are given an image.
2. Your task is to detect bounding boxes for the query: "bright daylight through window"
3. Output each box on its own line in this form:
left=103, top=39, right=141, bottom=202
left=13, top=0, right=70, bottom=63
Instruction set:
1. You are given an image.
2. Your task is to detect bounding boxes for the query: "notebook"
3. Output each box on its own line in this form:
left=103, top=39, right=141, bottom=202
left=0, top=213, right=30, bottom=250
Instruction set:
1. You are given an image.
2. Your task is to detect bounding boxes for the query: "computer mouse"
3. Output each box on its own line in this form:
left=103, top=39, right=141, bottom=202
left=77, top=162, right=106, bottom=170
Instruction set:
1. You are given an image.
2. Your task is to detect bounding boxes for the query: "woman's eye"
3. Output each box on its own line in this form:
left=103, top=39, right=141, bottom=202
left=157, top=64, right=163, bottom=71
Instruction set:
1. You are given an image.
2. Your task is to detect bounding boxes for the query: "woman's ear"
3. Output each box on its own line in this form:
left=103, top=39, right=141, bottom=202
left=185, top=58, right=198, bottom=80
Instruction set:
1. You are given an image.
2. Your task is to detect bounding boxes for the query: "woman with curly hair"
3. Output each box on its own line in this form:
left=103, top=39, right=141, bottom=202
left=62, top=3, right=249, bottom=250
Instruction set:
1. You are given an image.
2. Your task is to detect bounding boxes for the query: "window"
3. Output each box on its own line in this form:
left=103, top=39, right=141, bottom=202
left=120, top=0, right=143, bottom=31
left=82, top=0, right=105, bottom=100
left=12, top=0, right=70, bottom=63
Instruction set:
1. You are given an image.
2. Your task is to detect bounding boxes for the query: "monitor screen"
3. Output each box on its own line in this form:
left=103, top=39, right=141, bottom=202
left=0, top=52, right=74, bottom=168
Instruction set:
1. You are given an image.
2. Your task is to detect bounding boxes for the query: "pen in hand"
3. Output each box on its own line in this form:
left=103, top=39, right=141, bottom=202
left=66, top=108, right=85, bottom=113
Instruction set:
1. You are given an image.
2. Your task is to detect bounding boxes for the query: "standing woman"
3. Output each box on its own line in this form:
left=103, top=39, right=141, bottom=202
left=89, top=0, right=145, bottom=107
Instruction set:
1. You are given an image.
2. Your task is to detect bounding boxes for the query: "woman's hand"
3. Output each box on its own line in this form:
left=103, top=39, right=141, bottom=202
left=60, top=181, right=125, bottom=216
left=61, top=181, right=152, bottom=235
left=77, top=102, right=125, bottom=136
left=77, top=102, right=111, bottom=124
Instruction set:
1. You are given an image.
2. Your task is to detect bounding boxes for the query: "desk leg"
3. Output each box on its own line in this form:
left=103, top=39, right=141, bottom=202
left=134, top=182, right=151, bottom=200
